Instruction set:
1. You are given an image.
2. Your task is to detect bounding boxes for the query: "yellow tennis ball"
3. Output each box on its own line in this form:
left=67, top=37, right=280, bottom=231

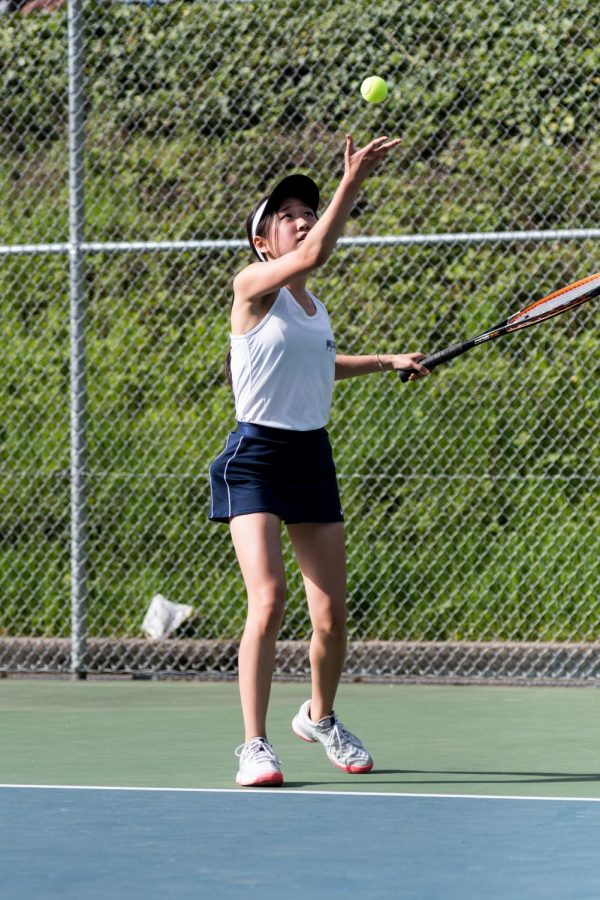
left=360, top=76, right=388, bottom=103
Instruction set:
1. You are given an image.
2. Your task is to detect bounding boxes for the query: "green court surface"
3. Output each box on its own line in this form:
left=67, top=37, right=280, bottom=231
left=2, top=679, right=600, bottom=796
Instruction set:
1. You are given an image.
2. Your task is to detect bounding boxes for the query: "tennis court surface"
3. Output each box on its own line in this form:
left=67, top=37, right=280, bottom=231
left=2, top=680, right=600, bottom=898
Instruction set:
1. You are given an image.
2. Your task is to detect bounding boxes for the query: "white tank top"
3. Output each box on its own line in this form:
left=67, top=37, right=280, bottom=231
left=230, top=287, right=336, bottom=430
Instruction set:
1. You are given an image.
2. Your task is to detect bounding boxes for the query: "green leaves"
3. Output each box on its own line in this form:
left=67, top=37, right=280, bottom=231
left=1, top=0, right=597, bottom=644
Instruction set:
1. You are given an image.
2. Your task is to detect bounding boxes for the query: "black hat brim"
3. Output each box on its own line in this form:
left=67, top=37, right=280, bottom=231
left=263, top=174, right=320, bottom=217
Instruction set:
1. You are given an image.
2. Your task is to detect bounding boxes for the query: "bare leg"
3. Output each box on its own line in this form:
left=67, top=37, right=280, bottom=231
left=229, top=513, right=286, bottom=742
left=287, top=522, right=347, bottom=722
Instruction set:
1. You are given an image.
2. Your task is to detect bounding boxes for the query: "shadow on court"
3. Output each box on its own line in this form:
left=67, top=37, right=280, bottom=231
left=3, top=680, right=600, bottom=899
left=362, top=769, right=600, bottom=786
left=2, top=679, right=600, bottom=798
left=279, top=770, right=600, bottom=790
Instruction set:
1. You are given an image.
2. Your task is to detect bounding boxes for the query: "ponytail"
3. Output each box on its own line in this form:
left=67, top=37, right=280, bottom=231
left=224, top=348, right=232, bottom=387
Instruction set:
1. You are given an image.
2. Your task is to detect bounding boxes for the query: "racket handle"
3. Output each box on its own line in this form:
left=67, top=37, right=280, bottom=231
left=398, top=341, right=471, bottom=382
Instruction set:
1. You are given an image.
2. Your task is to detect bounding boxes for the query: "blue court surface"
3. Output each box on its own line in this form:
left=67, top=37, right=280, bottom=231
left=2, top=786, right=600, bottom=899
left=3, top=680, right=600, bottom=898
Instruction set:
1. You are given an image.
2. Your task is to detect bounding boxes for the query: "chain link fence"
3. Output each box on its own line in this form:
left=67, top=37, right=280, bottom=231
left=1, top=0, right=598, bottom=680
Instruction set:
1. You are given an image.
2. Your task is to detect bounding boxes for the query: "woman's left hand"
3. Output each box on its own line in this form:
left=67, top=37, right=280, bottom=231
left=381, top=353, right=430, bottom=380
left=344, top=134, right=403, bottom=185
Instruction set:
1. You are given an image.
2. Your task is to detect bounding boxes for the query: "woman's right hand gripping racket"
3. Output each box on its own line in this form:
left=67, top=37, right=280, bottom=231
left=399, top=272, right=600, bottom=382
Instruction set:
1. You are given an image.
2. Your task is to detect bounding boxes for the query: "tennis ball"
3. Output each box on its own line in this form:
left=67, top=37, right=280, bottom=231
left=360, top=76, right=388, bottom=104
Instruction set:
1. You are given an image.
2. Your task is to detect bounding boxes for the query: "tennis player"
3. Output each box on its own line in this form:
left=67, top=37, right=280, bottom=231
left=209, top=134, right=429, bottom=787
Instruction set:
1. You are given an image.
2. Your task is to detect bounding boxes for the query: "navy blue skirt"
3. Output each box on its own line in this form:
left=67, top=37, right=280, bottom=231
left=208, top=422, right=343, bottom=524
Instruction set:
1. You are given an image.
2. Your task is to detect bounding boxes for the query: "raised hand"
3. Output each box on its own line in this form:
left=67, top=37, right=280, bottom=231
left=343, top=133, right=402, bottom=184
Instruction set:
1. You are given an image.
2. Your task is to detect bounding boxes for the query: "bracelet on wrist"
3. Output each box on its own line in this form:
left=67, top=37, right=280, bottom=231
left=376, top=353, right=385, bottom=371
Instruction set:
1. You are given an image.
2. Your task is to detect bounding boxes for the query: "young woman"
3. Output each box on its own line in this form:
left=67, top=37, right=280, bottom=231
left=209, top=134, right=429, bottom=787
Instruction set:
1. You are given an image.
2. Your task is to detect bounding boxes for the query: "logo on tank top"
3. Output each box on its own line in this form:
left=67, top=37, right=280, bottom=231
left=326, top=339, right=336, bottom=352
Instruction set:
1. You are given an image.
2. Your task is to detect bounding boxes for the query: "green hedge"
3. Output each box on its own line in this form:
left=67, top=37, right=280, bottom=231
left=2, top=0, right=598, bottom=243
left=1, top=1, right=598, bottom=643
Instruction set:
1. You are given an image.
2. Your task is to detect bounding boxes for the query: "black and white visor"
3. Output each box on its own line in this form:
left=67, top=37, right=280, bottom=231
left=250, top=174, right=320, bottom=261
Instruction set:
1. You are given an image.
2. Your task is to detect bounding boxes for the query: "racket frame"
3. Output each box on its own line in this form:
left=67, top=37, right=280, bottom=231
left=399, top=272, right=600, bottom=382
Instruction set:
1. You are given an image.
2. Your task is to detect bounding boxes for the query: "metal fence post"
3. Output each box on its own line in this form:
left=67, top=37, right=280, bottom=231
left=68, top=0, right=87, bottom=679
left=1, top=1, right=597, bottom=681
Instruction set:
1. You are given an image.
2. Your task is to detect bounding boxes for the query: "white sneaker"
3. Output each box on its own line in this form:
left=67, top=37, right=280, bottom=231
left=235, top=737, right=283, bottom=787
left=292, top=700, right=373, bottom=774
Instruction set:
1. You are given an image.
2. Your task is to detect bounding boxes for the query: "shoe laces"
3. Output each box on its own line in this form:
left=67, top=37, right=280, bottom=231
left=235, top=737, right=281, bottom=765
left=322, top=715, right=366, bottom=759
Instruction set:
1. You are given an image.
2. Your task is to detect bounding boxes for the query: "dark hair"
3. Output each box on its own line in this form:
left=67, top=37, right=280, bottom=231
left=224, top=349, right=232, bottom=387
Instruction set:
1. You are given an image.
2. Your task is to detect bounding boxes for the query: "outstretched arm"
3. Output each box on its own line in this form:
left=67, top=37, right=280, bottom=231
left=233, top=134, right=402, bottom=306
left=299, top=134, right=403, bottom=268
left=335, top=353, right=430, bottom=382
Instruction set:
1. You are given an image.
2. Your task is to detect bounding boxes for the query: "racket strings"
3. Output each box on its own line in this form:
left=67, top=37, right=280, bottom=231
left=509, top=273, right=600, bottom=327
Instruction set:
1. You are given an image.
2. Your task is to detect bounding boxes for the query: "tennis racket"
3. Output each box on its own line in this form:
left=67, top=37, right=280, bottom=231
left=399, top=272, right=600, bottom=382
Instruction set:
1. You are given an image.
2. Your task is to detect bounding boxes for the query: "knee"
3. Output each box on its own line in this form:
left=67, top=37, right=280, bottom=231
left=246, top=581, right=286, bottom=635
left=312, top=603, right=347, bottom=641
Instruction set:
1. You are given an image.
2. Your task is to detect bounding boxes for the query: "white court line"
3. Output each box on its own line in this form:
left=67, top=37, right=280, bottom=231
left=1, top=784, right=600, bottom=803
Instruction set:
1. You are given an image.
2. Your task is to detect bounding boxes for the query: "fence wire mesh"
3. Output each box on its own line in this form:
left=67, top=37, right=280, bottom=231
left=0, top=0, right=598, bottom=680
